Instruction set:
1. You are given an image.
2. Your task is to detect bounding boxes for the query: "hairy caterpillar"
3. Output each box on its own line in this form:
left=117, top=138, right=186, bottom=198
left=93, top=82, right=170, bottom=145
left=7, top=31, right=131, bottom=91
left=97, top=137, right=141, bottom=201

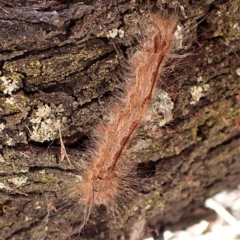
left=66, top=13, right=177, bottom=234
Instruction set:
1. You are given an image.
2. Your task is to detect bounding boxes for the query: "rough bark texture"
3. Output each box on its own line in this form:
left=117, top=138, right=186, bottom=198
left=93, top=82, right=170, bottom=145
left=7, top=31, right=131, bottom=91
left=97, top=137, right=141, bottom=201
left=0, top=0, right=240, bottom=239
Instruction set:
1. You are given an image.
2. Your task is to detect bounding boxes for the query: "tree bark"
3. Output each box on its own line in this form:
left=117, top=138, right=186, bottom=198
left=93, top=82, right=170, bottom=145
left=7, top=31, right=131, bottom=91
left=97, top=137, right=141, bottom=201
left=0, top=0, right=240, bottom=239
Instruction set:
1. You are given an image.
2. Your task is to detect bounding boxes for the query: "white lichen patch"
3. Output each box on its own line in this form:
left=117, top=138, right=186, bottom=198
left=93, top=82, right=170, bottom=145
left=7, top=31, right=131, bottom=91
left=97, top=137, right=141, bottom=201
left=147, top=89, right=174, bottom=127
left=19, top=168, right=29, bottom=173
left=75, top=175, right=83, bottom=182
left=236, top=68, right=240, bottom=76
left=106, top=28, right=125, bottom=39
left=0, top=154, right=5, bottom=163
left=0, top=123, right=5, bottom=132
left=35, top=202, right=41, bottom=209
left=35, top=104, right=51, bottom=118
left=39, top=169, right=46, bottom=174
left=174, top=24, right=184, bottom=49
left=0, top=176, right=28, bottom=191
left=233, top=22, right=239, bottom=29
left=5, top=134, right=14, bottom=146
left=0, top=182, right=11, bottom=191
left=25, top=216, right=33, bottom=221
left=1, top=76, right=20, bottom=95
left=8, top=176, right=28, bottom=187
left=118, top=29, right=125, bottom=38
left=5, top=96, right=16, bottom=105
left=197, top=76, right=203, bottom=83
left=29, top=104, right=63, bottom=142
left=190, top=84, right=210, bottom=105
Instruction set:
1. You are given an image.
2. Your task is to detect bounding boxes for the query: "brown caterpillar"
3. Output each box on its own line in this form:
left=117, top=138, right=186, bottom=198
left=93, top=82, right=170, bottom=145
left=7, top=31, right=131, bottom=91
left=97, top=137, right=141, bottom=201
left=66, top=13, right=177, bottom=233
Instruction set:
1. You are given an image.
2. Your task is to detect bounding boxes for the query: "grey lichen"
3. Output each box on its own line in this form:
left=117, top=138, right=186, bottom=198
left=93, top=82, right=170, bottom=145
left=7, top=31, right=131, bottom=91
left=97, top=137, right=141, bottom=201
left=147, top=89, right=174, bottom=127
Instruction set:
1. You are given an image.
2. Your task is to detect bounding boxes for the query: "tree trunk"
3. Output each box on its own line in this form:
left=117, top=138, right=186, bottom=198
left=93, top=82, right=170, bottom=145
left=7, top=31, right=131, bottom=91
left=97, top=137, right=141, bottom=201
left=0, top=0, right=240, bottom=239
